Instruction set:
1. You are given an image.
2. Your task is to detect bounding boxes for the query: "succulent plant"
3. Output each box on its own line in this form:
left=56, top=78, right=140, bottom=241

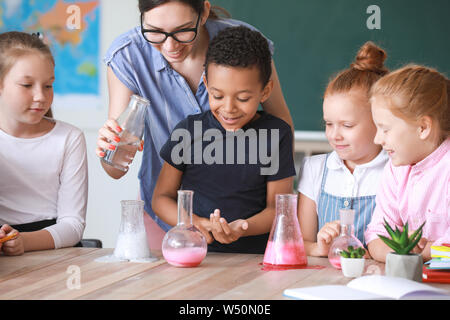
left=377, top=219, right=425, bottom=255
left=340, top=245, right=365, bottom=259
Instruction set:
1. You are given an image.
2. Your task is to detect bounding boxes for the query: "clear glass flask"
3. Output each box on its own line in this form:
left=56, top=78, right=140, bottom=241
left=102, top=94, right=149, bottom=172
left=263, top=194, right=307, bottom=269
left=328, top=209, right=364, bottom=269
left=113, top=200, right=157, bottom=262
left=162, top=190, right=207, bottom=267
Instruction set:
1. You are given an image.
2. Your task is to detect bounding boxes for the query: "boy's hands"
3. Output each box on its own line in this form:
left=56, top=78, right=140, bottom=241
left=0, top=224, right=24, bottom=256
left=210, top=209, right=248, bottom=244
left=192, top=214, right=214, bottom=244
left=316, top=221, right=340, bottom=257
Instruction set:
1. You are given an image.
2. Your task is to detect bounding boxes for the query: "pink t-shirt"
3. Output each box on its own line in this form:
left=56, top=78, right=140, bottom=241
left=365, top=138, right=450, bottom=246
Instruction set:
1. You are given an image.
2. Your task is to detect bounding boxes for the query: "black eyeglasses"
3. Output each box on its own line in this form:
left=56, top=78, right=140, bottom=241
left=141, top=13, right=201, bottom=44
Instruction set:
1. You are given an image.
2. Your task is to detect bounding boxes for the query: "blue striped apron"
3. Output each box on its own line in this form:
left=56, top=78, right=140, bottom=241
left=317, top=154, right=376, bottom=246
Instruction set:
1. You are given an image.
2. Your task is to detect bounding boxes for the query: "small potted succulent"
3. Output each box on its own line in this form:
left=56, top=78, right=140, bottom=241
left=378, top=219, right=426, bottom=282
left=340, top=246, right=366, bottom=278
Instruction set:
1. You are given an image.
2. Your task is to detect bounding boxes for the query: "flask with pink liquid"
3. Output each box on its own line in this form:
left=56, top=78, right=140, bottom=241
left=263, top=194, right=308, bottom=269
left=328, top=209, right=364, bottom=269
left=162, top=190, right=207, bottom=267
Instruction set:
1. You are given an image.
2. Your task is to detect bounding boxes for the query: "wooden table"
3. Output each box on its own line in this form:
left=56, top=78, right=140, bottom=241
left=0, top=248, right=449, bottom=300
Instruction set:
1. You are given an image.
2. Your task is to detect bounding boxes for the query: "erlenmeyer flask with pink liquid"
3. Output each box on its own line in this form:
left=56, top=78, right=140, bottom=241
left=263, top=194, right=307, bottom=269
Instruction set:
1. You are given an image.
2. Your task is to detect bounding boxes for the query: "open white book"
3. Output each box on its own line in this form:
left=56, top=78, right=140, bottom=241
left=283, top=275, right=450, bottom=300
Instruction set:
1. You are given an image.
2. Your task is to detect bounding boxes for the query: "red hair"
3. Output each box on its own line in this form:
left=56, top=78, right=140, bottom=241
left=324, top=41, right=389, bottom=98
left=370, top=65, right=450, bottom=140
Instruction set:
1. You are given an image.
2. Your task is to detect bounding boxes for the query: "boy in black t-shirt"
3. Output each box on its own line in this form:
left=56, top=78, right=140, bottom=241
left=152, top=26, right=296, bottom=253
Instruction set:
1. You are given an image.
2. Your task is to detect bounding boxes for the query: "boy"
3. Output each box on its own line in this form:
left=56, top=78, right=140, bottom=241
left=152, top=26, right=295, bottom=253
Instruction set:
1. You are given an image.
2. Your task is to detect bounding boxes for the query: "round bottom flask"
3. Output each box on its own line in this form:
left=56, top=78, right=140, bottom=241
left=162, top=190, right=207, bottom=267
left=328, top=209, right=364, bottom=269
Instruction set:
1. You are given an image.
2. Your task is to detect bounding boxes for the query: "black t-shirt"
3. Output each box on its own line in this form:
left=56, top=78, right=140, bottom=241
left=159, top=110, right=296, bottom=253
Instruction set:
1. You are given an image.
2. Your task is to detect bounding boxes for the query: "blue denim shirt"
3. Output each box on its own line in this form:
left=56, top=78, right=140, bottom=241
left=104, top=18, right=274, bottom=231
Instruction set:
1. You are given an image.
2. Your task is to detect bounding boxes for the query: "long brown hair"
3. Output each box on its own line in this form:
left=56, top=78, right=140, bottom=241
left=0, top=31, right=55, bottom=118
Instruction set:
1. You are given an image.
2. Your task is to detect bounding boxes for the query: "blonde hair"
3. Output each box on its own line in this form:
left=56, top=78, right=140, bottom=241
left=325, top=41, right=389, bottom=98
left=0, top=31, right=55, bottom=118
left=370, top=65, right=450, bottom=140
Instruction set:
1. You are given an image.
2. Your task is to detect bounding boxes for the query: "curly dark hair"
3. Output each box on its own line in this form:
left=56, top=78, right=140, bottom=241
left=205, top=26, right=272, bottom=87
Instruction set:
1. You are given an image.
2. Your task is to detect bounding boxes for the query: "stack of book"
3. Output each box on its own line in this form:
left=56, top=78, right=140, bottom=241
left=422, top=244, right=450, bottom=283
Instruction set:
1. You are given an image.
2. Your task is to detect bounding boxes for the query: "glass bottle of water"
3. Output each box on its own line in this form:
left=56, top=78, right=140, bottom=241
left=102, top=95, right=149, bottom=172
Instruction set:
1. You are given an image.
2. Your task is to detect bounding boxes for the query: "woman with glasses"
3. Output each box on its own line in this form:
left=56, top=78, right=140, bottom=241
left=97, top=0, right=293, bottom=249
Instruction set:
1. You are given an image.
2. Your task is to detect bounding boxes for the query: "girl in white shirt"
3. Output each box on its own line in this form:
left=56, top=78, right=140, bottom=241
left=297, top=42, right=389, bottom=257
left=0, top=32, right=88, bottom=255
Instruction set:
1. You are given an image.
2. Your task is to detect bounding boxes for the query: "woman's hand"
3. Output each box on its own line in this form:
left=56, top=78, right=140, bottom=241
left=96, top=119, right=144, bottom=158
left=0, top=224, right=24, bottom=256
left=209, top=209, right=248, bottom=244
left=96, top=119, right=123, bottom=158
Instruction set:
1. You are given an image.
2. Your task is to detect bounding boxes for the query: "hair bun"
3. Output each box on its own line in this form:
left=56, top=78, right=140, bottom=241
left=351, top=41, right=388, bottom=76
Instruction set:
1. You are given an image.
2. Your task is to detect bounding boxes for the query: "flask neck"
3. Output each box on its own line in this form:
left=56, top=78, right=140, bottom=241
left=177, top=191, right=193, bottom=227
left=177, top=209, right=192, bottom=227
left=340, top=224, right=354, bottom=236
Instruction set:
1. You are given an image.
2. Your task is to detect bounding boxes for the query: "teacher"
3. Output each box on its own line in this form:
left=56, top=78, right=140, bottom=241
left=96, top=0, right=293, bottom=249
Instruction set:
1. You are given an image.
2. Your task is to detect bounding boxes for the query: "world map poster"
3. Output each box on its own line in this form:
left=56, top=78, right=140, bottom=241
left=0, top=0, right=100, bottom=110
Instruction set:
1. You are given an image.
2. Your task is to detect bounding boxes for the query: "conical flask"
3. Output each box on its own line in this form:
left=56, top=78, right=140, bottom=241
left=113, top=200, right=157, bottom=262
left=328, top=209, right=364, bottom=269
left=102, top=94, right=149, bottom=172
left=263, top=194, right=307, bottom=269
left=162, top=190, right=207, bottom=267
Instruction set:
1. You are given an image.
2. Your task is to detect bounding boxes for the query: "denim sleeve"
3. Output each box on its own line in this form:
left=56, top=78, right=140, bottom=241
left=103, top=31, right=139, bottom=93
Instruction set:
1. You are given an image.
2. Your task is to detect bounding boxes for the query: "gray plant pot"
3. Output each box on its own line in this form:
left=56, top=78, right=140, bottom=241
left=385, top=252, right=423, bottom=282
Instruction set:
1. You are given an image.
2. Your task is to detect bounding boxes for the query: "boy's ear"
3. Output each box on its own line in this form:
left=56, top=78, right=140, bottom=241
left=417, top=115, right=433, bottom=140
left=260, top=79, right=274, bottom=104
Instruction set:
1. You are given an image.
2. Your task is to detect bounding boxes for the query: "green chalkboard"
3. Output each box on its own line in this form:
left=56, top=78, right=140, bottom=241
left=213, top=0, right=450, bottom=131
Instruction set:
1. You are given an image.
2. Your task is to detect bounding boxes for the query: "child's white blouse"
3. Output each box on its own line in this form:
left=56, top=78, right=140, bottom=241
left=0, top=120, right=88, bottom=248
left=297, top=150, right=389, bottom=206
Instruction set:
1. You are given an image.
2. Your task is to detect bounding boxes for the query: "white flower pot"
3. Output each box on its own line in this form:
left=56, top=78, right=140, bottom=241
left=340, top=257, right=365, bottom=278
left=385, top=252, right=423, bottom=282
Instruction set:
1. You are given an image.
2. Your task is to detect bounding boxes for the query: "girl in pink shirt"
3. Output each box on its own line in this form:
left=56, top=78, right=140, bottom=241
left=366, top=65, right=450, bottom=262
